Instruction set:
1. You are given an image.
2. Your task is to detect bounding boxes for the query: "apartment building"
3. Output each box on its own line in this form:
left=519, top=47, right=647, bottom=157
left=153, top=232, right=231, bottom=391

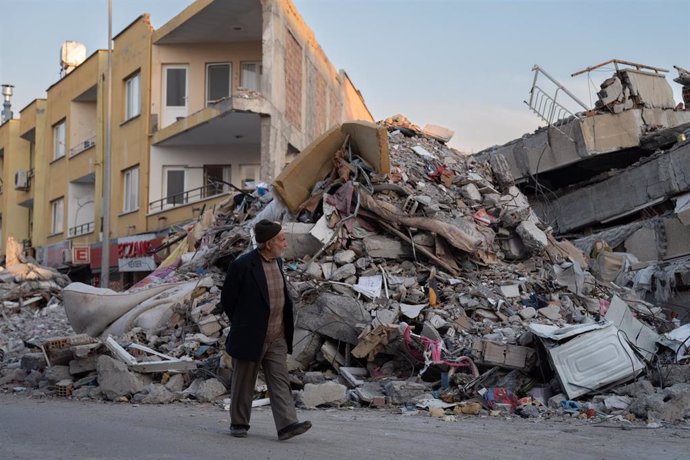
left=0, top=0, right=372, bottom=288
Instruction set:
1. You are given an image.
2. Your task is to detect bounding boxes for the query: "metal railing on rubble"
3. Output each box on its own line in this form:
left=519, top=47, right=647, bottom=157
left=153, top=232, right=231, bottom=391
left=525, top=65, right=590, bottom=142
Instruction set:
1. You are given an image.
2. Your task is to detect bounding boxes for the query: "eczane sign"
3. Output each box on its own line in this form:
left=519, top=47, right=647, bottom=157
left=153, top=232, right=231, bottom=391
left=117, top=234, right=156, bottom=272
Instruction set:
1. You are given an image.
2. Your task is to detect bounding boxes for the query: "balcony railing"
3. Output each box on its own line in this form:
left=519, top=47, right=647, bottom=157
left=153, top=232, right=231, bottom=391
left=148, top=183, right=229, bottom=213
left=68, top=221, right=95, bottom=238
left=70, top=135, right=96, bottom=157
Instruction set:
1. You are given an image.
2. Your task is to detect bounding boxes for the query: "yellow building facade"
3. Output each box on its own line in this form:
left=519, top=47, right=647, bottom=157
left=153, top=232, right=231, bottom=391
left=0, top=0, right=372, bottom=288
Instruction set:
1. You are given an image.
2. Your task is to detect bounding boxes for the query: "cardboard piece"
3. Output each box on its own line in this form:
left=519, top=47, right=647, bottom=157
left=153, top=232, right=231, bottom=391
left=472, top=340, right=535, bottom=369
left=273, top=121, right=389, bottom=213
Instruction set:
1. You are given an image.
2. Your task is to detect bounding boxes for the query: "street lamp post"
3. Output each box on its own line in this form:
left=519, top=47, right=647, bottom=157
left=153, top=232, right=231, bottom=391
left=100, top=0, right=113, bottom=287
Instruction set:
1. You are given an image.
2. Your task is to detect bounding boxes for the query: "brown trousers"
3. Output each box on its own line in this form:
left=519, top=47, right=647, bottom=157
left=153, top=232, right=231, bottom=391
left=230, top=337, right=297, bottom=432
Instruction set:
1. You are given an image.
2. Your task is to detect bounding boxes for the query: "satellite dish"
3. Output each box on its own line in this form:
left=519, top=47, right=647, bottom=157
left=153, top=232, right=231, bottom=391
left=60, top=41, right=87, bottom=75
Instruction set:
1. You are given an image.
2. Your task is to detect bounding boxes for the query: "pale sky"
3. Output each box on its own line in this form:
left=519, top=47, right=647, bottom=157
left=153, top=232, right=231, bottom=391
left=1, top=0, right=689, bottom=153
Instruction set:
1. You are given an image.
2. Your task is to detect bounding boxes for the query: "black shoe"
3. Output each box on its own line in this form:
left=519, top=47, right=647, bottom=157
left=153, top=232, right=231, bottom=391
left=230, top=425, right=248, bottom=438
left=278, top=421, right=312, bottom=441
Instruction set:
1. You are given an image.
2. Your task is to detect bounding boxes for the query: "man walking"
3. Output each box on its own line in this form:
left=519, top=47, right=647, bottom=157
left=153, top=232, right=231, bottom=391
left=221, top=219, right=311, bottom=441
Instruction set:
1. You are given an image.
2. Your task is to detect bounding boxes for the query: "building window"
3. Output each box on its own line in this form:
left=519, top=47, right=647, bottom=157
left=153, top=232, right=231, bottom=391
left=53, top=120, right=66, bottom=160
left=51, top=198, right=64, bottom=234
left=123, top=166, right=139, bottom=212
left=125, top=72, right=141, bottom=120
left=203, top=164, right=231, bottom=196
left=165, top=168, right=185, bottom=205
left=206, top=63, right=231, bottom=105
left=241, top=62, right=262, bottom=91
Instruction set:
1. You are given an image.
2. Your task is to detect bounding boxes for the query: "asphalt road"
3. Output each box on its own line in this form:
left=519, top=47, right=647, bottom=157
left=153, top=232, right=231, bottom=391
left=1, top=394, right=688, bottom=460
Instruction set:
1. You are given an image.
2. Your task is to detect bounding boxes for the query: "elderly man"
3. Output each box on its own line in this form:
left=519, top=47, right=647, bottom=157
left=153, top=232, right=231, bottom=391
left=221, top=219, right=311, bottom=441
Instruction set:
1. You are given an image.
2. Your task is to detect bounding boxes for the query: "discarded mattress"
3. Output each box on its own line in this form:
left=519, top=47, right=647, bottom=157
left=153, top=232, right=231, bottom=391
left=63, top=282, right=183, bottom=337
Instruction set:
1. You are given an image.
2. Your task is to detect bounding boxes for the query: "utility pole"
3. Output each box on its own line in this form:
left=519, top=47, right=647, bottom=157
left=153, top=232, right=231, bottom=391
left=101, top=0, right=112, bottom=287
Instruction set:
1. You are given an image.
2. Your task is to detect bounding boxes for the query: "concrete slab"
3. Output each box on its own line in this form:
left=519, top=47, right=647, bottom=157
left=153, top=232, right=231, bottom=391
left=663, top=217, right=690, bottom=259
left=546, top=141, right=690, bottom=232
left=624, top=227, right=659, bottom=262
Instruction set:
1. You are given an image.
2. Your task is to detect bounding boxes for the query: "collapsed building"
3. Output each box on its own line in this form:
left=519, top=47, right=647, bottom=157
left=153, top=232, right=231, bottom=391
left=1, top=63, right=690, bottom=425
left=478, top=59, right=690, bottom=315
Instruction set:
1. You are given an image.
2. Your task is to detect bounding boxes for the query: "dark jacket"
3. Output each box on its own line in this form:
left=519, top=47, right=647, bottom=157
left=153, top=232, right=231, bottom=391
left=221, top=249, right=294, bottom=361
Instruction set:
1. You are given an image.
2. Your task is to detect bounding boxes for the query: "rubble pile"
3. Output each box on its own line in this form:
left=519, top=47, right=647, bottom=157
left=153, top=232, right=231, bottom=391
left=1, top=119, right=688, bottom=427
left=0, top=236, right=73, bottom=362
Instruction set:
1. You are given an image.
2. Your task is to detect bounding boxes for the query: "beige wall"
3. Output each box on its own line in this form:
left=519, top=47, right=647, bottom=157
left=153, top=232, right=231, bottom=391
left=45, top=52, right=105, bottom=245
left=111, top=16, right=153, bottom=238
left=0, top=120, right=30, bottom=255
left=20, top=99, right=48, bottom=247
left=258, top=0, right=374, bottom=180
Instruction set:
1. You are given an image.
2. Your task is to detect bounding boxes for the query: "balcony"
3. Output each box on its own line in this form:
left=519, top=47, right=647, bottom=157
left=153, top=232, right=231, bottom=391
left=148, top=182, right=230, bottom=214
left=68, top=221, right=95, bottom=238
left=70, top=135, right=96, bottom=157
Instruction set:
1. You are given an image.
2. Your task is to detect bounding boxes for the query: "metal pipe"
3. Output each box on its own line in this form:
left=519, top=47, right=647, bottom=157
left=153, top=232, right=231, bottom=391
left=101, top=0, right=112, bottom=287
left=571, top=59, right=669, bottom=77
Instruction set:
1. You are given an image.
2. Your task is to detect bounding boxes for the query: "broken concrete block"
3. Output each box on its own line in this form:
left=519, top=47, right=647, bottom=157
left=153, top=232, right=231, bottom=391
left=334, top=250, right=356, bottom=265
left=282, top=222, right=323, bottom=260
left=516, top=221, right=548, bottom=253
left=296, top=293, right=368, bottom=345
left=302, top=371, right=326, bottom=385
left=140, top=383, right=176, bottom=404
left=674, top=192, right=690, bottom=226
left=538, top=305, right=562, bottom=320
left=373, top=308, right=398, bottom=326
left=354, top=382, right=386, bottom=403
left=604, top=395, right=631, bottom=410
left=96, top=355, right=145, bottom=400
left=364, top=235, right=411, bottom=259
left=300, top=381, right=347, bottom=408
left=71, top=386, right=92, bottom=399
left=384, top=381, right=428, bottom=405
left=197, top=316, right=222, bottom=337
left=164, top=374, right=185, bottom=393
left=547, top=393, right=567, bottom=409
left=185, top=377, right=227, bottom=402
left=69, top=356, right=98, bottom=375
left=651, top=364, right=690, bottom=386
left=45, top=365, right=72, bottom=384
left=330, top=263, right=356, bottom=281
left=291, top=328, right=322, bottom=367
left=518, top=307, right=537, bottom=320
left=423, top=124, right=454, bottom=143
left=657, top=383, right=690, bottom=422
left=23, top=370, right=43, bottom=388
left=461, top=184, right=482, bottom=203
left=624, top=227, right=659, bottom=262
left=20, top=353, right=47, bottom=372
left=615, top=379, right=656, bottom=398
left=500, top=187, right=532, bottom=226
left=499, top=284, right=520, bottom=298
left=304, top=262, right=323, bottom=279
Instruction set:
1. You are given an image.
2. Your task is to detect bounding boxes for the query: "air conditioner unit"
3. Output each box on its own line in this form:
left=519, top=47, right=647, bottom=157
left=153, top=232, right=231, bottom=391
left=14, top=169, right=28, bottom=191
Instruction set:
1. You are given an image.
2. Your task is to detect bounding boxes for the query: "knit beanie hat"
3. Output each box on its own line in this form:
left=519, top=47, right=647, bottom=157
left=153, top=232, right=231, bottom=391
left=254, top=219, right=282, bottom=244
